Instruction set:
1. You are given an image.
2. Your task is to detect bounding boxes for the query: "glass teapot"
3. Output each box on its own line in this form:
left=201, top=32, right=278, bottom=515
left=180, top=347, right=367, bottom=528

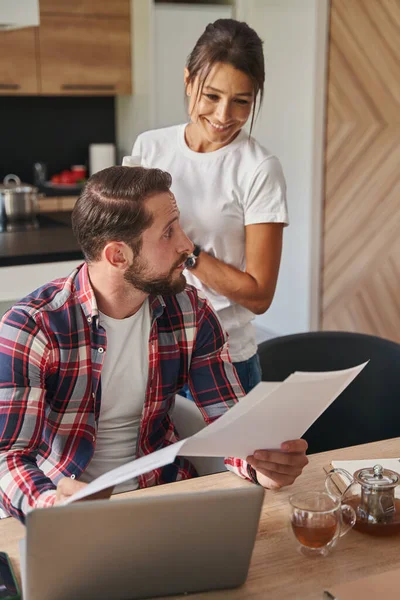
left=325, top=464, right=400, bottom=535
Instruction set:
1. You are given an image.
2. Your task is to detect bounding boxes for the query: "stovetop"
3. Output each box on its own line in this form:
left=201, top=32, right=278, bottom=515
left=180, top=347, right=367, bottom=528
left=0, top=210, right=83, bottom=267
left=1, top=213, right=71, bottom=233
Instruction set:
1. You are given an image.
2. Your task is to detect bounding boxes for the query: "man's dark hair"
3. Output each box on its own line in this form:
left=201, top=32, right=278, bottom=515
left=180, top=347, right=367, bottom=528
left=72, top=166, right=172, bottom=262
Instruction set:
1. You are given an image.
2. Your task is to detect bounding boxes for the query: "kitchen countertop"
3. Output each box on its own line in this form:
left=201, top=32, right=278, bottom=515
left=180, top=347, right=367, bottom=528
left=38, top=195, right=78, bottom=212
left=0, top=212, right=84, bottom=267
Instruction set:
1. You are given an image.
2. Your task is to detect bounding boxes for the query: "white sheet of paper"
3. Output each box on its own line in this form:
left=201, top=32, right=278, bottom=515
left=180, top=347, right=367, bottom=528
left=64, top=438, right=187, bottom=504
left=331, top=458, right=400, bottom=498
left=179, top=362, right=367, bottom=458
left=65, top=362, right=366, bottom=504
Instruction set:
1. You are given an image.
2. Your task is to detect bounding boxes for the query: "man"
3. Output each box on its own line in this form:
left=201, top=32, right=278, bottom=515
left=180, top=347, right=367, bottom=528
left=0, top=166, right=308, bottom=523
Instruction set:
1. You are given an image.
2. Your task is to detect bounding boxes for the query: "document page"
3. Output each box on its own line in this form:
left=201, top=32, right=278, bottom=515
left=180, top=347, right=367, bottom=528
left=64, top=439, right=187, bottom=504
left=181, top=362, right=367, bottom=458
left=65, top=362, right=367, bottom=504
left=325, top=566, right=400, bottom=599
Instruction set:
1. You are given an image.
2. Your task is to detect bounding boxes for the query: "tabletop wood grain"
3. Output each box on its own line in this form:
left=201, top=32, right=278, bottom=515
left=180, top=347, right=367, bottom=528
left=1, top=437, right=400, bottom=599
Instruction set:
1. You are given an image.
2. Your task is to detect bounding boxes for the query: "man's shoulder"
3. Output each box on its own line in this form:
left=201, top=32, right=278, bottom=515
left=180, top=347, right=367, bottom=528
left=161, top=285, right=213, bottom=320
left=156, top=286, right=224, bottom=349
left=2, top=268, right=79, bottom=323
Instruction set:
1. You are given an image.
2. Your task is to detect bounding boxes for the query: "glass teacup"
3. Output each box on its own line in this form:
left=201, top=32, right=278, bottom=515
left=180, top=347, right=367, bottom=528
left=289, top=491, right=356, bottom=557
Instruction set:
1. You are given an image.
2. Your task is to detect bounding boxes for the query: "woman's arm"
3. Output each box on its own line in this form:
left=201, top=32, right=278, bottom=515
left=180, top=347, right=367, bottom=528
left=190, top=222, right=283, bottom=315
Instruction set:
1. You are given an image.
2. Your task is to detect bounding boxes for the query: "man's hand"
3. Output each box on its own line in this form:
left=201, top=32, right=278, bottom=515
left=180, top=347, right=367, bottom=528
left=246, top=439, right=308, bottom=490
left=56, top=477, right=114, bottom=505
left=55, top=477, right=89, bottom=505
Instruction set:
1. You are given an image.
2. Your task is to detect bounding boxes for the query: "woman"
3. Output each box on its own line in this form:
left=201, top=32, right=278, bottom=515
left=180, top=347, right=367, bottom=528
left=131, top=19, right=288, bottom=394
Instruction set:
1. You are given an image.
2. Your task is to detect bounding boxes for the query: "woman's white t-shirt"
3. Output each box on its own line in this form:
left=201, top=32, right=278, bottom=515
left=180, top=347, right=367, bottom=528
left=132, top=124, right=288, bottom=362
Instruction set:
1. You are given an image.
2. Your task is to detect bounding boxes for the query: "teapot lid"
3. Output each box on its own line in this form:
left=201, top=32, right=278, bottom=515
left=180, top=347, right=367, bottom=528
left=354, top=464, right=399, bottom=490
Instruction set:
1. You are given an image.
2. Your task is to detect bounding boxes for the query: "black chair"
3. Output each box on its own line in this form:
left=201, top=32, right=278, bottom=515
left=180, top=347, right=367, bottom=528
left=257, top=331, right=400, bottom=454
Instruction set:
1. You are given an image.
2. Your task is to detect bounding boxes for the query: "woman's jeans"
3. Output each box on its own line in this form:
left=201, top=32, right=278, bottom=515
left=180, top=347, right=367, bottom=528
left=180, top=353, right=262, bottom=400
left=231, top=353, right=262, bottom=394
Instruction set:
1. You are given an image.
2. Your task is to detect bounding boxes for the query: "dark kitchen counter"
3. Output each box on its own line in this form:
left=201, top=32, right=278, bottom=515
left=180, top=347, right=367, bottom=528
left=0, top=212, right=84, bottom=267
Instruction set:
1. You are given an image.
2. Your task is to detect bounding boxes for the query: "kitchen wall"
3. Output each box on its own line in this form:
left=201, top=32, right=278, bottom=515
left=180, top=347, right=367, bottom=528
left=116, top=0, right=154, bottom=159
left=236, top=0, right=329, bottom=337
left=116, top=1, right=235, bottom=156
left=0, top=96, right=116, bottom=184
left=153, top=3, right=233, bottom=128
left=0, top=301, right=13, bottom=316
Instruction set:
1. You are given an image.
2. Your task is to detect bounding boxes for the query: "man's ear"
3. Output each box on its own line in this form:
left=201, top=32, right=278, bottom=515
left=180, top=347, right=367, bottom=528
left=103, top=242, right=132, bottom=270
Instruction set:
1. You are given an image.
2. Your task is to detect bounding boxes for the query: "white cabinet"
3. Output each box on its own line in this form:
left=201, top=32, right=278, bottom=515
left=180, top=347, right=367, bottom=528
left=0, top=261, right=81, bottom=304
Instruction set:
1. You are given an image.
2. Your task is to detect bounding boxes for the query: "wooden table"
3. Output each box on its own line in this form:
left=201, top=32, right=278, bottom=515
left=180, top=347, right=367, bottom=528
left=1, top=438, right=400, bottom=599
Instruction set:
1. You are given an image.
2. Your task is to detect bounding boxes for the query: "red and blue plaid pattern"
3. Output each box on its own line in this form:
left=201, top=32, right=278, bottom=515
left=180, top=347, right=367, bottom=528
left=0, top=263, right=254, bottom=522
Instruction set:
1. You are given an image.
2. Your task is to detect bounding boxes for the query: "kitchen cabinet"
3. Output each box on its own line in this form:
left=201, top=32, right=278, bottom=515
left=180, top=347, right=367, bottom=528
left=0, top=261, right=81, bottom=303
left=39, top=0, right=130, bottom=18
left=38, top=15, right=132, bottom=95
left=0, top=1, right=131, bottom=97
left=0, top=28, right=39, bottom=95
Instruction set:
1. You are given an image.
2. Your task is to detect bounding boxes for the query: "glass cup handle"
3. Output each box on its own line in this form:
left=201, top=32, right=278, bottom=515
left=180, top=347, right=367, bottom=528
left=339, top=503, right=356, bottom=537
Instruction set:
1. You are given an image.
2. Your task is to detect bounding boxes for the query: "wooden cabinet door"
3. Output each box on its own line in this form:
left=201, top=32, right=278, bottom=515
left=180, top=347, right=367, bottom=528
left=38, top=15, right=132, bottom=95
left=0, top=28, right=39, bottom=95
left=39, top=0, right=130, bottom=18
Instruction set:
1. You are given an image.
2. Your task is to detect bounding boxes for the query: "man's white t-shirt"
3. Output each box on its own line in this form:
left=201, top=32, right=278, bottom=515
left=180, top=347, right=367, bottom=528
left=132, top=124, right=288, bottom=362
left=80, top=300, right=151, bottom=492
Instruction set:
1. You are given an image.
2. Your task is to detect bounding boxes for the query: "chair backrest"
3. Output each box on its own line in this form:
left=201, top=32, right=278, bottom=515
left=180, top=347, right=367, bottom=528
left=258, top=331, right=400, bottom=454
left=171, top=395, right=226, bottom=476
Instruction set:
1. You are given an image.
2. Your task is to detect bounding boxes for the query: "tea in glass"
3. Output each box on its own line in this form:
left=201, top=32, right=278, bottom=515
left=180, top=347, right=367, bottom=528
left=289, top=491, right=355, bottom=557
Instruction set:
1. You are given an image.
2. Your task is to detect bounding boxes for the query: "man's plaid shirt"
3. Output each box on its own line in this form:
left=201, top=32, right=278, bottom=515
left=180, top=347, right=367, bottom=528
left=0, top=263, right=255, bottom=522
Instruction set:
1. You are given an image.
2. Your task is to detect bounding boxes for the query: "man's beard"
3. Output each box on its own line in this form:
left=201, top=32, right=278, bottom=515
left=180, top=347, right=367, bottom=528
left=123, top=254, right=189, bottom=296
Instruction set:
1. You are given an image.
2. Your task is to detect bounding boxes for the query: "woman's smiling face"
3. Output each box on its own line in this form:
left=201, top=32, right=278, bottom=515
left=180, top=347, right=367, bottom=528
left=185, top=62, right=255, bottom=152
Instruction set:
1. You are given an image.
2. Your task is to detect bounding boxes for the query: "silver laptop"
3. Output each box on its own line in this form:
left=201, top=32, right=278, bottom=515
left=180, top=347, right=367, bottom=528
left=22, top=483, right=264, bottom=600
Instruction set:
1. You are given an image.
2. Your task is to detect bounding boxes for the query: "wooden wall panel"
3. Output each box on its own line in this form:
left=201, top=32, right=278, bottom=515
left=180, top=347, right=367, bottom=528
left=321, top=0, right=400, bottom=343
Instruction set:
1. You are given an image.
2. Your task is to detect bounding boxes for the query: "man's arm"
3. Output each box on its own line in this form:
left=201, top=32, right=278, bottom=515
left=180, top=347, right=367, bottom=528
left=0, top=308, right=57, bottom=522
left=187, top=291, right=308, bottom=488
left=186, top=292, right=260, bottom=483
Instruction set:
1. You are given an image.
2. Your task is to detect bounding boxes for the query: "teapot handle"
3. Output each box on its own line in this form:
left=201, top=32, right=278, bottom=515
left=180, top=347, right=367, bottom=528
left=325, top=467, right=354, bottom=499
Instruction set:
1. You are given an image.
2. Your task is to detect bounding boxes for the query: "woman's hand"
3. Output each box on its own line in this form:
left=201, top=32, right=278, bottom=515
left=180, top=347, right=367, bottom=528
left=191, top=223, right=283, bottom=314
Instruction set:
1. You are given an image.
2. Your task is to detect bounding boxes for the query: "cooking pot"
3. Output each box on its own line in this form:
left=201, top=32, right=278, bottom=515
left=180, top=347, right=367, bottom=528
left=0, top=174, right=40, bottom=231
